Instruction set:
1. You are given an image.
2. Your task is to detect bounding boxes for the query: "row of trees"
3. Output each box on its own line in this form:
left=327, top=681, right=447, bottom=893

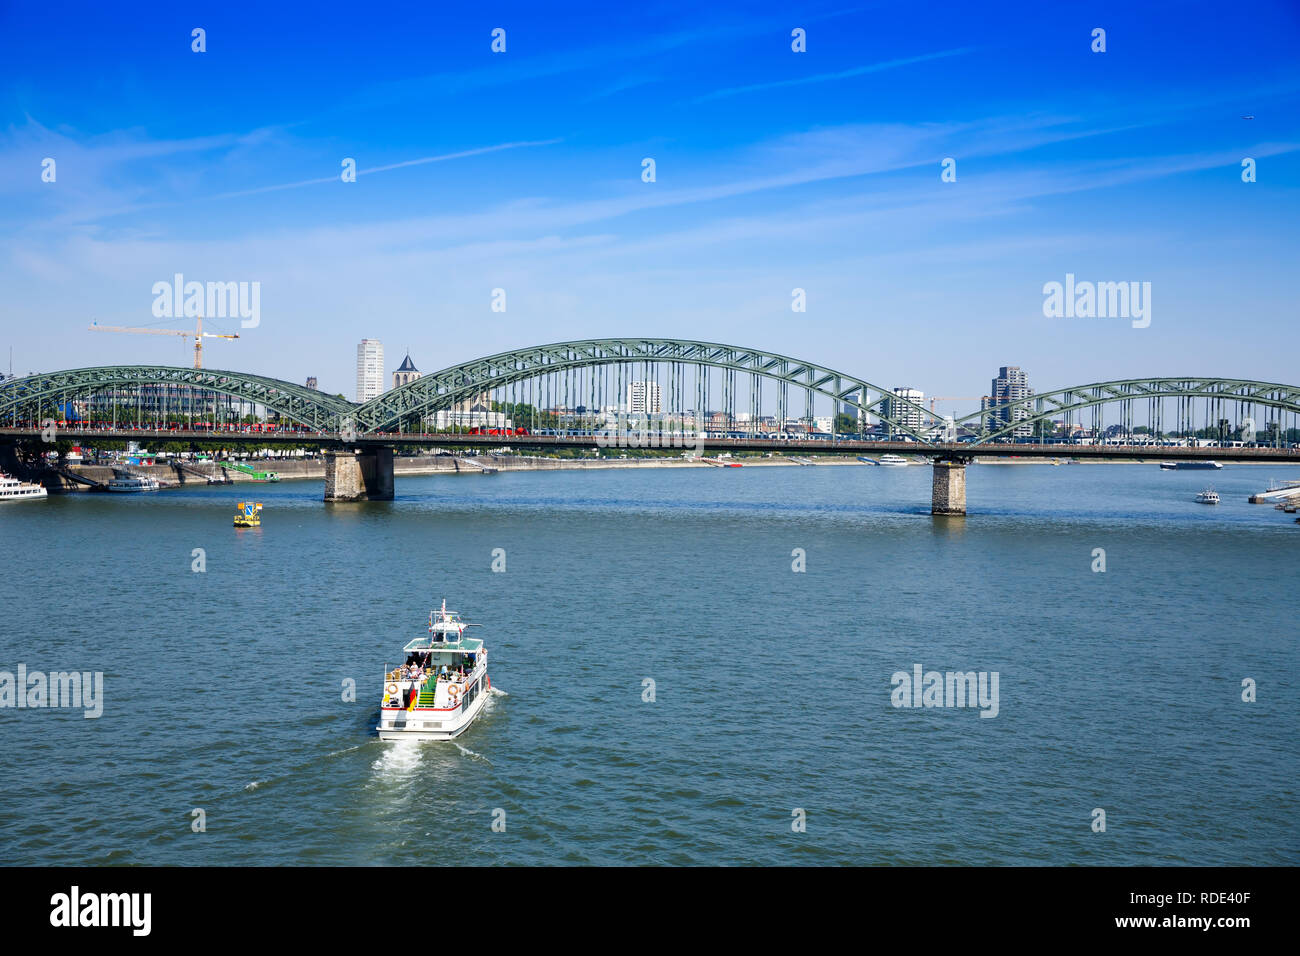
left=14, top=437, right=317, bottom=460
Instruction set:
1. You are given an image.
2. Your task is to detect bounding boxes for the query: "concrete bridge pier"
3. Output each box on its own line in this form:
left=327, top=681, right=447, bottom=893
left=931, top=458, right=968, bottom=516
left=324, top=447, right=394, bottom=501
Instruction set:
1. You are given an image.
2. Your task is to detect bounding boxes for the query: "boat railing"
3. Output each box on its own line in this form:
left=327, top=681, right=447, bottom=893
left=384, top=660, right=484, bottom=710
left=385, top=667, right=433, bottom=685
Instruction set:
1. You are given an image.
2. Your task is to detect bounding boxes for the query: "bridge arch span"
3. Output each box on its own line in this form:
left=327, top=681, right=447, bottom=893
left=951, top=377, right=1300, bottom=444
left=351, top=337, right=931, bottom=437
left=0, top=365, right=353, bottom=432
left=4, top=357, right=1297, bottom=449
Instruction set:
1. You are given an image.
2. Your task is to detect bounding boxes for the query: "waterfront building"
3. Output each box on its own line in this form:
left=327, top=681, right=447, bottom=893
left=987, top=366, right=1034, bottom=437
left=454, top=390, right=491, bottom=413
left=885, top=387, right=925, bottom=435
left=433, top=404, right=507, bottom=430
left=627, top=381, right=662, bottom=415
left=82, top=384, right=219, bottom=421
left=356, top=339, right=384, bottom=402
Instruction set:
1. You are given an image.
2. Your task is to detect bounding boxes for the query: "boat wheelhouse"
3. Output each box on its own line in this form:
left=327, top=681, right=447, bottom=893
left=377, top=600, right=491, bottom=741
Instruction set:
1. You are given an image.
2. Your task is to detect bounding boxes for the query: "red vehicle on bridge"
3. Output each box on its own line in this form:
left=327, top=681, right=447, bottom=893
left=466, top=426, right=529, bottom=436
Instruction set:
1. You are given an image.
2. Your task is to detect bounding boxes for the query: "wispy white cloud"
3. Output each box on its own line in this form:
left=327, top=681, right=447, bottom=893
left=203, top=139, right=563, bottom=202
left=4, top=89, right=1297, bottom=391
left=0, top=117, right=259, bottom=198
left=331, top=7, right=878, bottom=115
left=691, top=47, right=976, bottom=103
left=0, top=124, right=564, bottom=231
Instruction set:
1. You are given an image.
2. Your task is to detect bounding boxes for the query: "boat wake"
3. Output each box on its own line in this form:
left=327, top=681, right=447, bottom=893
left=452, top=741, right=491, bottom=763
left=371, top=739, right=423, bottom=776
left=325, top=744, right=367, bottom=759
left=488, top=686, right=509, bottom=697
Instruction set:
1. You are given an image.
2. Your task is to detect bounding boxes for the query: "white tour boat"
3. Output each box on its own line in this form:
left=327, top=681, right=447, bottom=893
left=107, top=475, right=160, bottom=493
left=878, top=454, right=911, bottom=466
left=1195, top=487, right=1220, bottom=505
left=0, top=472, right=48, bottom=502
left=377, top=600, right=491, bottom=741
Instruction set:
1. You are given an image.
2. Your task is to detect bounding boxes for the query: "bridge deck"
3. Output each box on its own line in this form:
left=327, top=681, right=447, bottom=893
left=3, top=428, right=1298, bottom=463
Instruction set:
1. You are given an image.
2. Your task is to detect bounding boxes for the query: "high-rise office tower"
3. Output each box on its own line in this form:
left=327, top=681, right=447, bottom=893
left=626, top=381, right=662, bottom=415
left=987, top=366, right=1033, bottom=437
left=886, top=386, right=925, bottom=434
left=356, top=339, right=384, bottom=402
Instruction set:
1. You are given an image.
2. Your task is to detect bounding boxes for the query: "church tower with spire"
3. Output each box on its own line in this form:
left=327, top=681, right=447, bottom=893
left=392, top=352, right=421, bottom=390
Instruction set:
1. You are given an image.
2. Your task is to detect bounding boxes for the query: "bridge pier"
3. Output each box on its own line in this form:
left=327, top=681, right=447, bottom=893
left=324, top=447, right=394, bottom=501
left=931, top=458, right=968, bottom=516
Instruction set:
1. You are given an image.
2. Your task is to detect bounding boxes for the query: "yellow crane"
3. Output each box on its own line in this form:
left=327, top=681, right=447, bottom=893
left=89, top=316, right=239, bottom=369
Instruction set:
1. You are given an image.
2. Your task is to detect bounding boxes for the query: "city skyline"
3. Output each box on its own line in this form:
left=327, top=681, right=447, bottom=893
left=2, top=2, right=1298, bottom=401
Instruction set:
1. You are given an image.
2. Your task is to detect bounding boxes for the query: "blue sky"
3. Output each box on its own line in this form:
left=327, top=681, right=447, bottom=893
left=1, top=0, right=1298, bottom=402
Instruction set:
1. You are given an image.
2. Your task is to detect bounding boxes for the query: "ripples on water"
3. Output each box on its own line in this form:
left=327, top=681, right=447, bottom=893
left=1, top=463, right=1296, bottom=865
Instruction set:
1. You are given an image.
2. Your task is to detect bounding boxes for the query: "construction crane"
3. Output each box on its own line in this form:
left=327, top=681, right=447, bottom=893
left=89, top=316, right=239, bottom=369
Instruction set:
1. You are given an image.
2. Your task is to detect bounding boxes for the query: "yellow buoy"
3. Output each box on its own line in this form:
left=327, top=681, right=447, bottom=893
left=233, top=501, right=263, bottom=527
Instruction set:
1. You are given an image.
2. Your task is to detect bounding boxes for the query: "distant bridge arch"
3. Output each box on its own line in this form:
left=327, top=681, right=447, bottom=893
left=953, top=377, right=1300, bottom=444
left=0, top=365, right=351, bottom=431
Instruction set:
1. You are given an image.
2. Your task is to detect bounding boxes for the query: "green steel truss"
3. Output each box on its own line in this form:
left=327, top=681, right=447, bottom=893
left=350, top=337, right=934, bottom=437
left=0, top=365, right=354, bottom=431
left=3, top=352, right=1297, bottom=446
left=953, top=377, right=1300, bottom=444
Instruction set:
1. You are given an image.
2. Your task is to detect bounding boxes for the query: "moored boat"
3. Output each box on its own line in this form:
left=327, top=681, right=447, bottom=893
left=377, top=600, right=491, bottom=741
left=107, top=475, right=160, bottom=493
left=878, top=454, right=910, bottom=466
left=0, top=472, right=48, bottom=502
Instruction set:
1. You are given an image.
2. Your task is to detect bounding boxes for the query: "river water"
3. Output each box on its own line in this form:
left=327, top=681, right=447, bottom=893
left=1, top=461, right=1296, bottom=865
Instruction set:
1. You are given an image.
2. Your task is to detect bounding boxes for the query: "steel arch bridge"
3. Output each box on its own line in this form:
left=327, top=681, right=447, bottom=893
left=0, top=364, right=352, bottom=432
left=349, top=337, right=934, bottom=437
left=2, top=343, right=1298, bottom=446
left=953, top=377, right=1300, bottom=444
